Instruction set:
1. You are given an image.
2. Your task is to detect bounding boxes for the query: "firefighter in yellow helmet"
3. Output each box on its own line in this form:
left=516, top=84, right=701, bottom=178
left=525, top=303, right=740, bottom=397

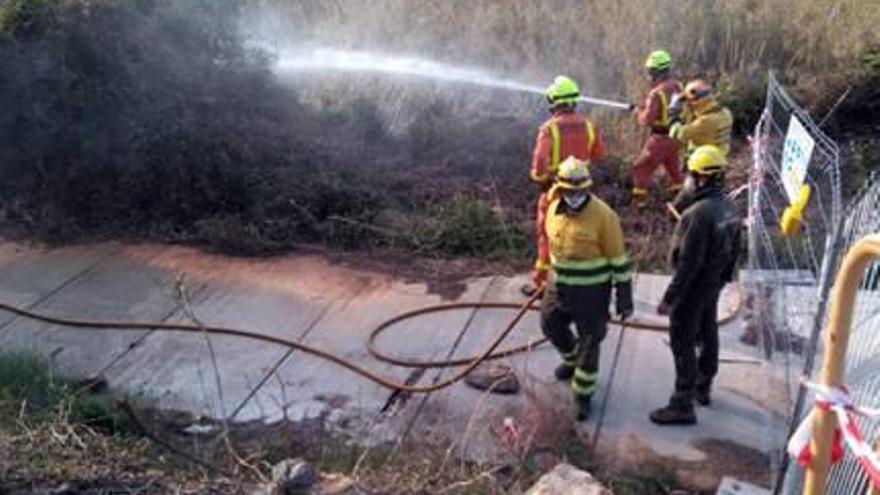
left=651, top=145, right=741, bottom=426
left=535, top=156, right=633, bottom=421
left=668, top=80, right=733, bottom=155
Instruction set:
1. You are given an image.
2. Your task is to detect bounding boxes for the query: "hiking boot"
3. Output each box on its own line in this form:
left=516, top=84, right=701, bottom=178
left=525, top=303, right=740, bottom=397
left=695, top=389, right=711, bottom=407
left=554, top=363, right=575, bottom=381
left=649, top=401, right=696, bottom=426
left=575, top=397, right=592, bottom=422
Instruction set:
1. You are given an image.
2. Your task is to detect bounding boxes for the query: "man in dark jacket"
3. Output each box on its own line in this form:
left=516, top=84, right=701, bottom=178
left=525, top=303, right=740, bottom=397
left=651, top=145, right=741, bottom=426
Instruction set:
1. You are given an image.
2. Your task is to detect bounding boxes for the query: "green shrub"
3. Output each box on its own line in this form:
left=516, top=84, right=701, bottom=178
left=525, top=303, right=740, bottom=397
left=410, top=193, right=528, bottom=259
left=860, top=46, right=880, bottom=73
left=717, top=74, right=767, bottom=138
left=849, top=140, right=879, bottom=183
left=0, top=352, right=131, bottom=434
left=0, top=0, right=63, bottom=40
left=0, top=352, right=67, bottom=414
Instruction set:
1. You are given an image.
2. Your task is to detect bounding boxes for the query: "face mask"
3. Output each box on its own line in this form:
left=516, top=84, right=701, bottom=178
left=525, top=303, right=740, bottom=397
left=562, top=190, right=588, bottom=210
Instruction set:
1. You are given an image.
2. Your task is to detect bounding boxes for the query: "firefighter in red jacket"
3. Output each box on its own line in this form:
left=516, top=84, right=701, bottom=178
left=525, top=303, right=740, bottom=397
left=631, top=50, right=685, bottom=209
left=522, top=75, right=608, bottom=296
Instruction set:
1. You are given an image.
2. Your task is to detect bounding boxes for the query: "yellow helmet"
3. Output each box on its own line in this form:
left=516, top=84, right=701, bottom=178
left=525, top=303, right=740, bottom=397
left=687, top=145, right=727, bottom=176
left=556, top=156, right=593, bottom=189
left=684, top=79, right=714, bottom=104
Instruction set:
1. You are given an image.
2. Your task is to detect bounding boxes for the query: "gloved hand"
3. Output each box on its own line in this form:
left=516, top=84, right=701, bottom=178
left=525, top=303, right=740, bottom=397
left=628, top=103, right=638, bottom=112
left=531, top=268, right=549, bottom=290
left=615, top=282, right=634, bottom=320
left=668, top=121, right=685, bottom=141
left=669, top=92, right=685, bottom=120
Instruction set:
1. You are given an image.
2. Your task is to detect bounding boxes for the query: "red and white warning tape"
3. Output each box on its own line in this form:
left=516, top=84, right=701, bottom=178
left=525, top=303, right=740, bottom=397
left=787, top=379, right=880, bottom=488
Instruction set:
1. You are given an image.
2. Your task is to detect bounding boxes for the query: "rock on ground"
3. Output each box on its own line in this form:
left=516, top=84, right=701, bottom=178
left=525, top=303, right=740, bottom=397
left=261, top=458, right=318, bottom=495
left=525, top=463, right=612, bottom=495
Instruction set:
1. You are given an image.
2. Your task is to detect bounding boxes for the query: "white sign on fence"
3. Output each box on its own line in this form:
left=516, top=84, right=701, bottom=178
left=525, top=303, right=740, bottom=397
left=781, top=115, right=815, bottom=205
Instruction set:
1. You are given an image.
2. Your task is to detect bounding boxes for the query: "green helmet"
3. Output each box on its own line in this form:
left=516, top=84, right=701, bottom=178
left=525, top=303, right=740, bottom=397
left=645, top=50, right=673, bottom=71
left=546, top=75, right=581, bottom=107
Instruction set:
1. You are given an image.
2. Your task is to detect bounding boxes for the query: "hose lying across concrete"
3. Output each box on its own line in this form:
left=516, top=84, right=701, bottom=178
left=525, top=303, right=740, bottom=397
left=366, top=296, right=742, bottom=369
left=0, top=286, right=741, bottom=394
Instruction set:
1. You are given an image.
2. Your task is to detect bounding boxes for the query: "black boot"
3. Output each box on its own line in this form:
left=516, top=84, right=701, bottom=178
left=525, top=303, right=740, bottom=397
left=575, top=396, right=592, bottom=422
left=695, top=376, right=712, bottom=406
left=554, top=363, right=574, bottom=381
left=649, top=397, right=696, bottom=426
left=695, top=388, right=711, bottom=407
left=520, top=283, right=537, bottom=297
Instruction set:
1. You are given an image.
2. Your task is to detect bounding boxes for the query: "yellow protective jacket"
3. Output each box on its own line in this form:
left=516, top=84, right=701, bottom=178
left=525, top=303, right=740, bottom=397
left=539, top=191, right=632, bottom=287
left=675, top=104, right=733, bottom=155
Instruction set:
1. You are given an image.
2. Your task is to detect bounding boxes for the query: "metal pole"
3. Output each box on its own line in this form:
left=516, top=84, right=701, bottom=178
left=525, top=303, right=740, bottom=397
left=779, top=227, right=843, bottom=492
left=577, top=95, right=632, bottom=111
left=803, top=235, right=880, bottom=495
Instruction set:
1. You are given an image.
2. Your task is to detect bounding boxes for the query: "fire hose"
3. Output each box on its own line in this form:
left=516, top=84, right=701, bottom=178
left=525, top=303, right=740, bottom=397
left=0, top=285, right=742, bottom=394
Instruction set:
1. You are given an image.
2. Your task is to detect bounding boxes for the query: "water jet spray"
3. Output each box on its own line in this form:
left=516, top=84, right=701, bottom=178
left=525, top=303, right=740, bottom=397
left=273, top=48, right=632, bottom=111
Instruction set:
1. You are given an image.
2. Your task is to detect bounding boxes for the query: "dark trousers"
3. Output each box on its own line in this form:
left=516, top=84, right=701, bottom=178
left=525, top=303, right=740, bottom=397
left=669, top=286, right=721, bottom=401
left=540, top=282, right=611, bottom=399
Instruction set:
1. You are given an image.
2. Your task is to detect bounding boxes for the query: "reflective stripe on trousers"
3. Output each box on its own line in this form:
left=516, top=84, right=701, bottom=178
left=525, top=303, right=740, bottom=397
left=572, top=367, right=599, bottom=397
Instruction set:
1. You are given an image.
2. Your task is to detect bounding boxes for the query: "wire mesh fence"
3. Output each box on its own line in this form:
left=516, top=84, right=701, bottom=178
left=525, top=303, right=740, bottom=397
left=817, top=177, right=880, bottom=494
left=745, top=71, right=843, bottom=493
left=756, top=73, right=880, bottom=494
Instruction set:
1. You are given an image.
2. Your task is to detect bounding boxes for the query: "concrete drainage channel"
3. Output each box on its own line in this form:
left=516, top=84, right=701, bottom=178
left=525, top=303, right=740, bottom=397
left=0, top=242, right=780, bottom=492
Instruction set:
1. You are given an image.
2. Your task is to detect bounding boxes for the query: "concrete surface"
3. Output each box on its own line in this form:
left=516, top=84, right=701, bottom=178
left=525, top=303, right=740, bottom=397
left=717, top=477, right=771, bottom=495
left=0, top=240, right=789, bottom=486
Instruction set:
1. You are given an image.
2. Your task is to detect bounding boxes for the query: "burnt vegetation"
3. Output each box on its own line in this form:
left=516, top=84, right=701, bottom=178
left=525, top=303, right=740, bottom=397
left=0, top=0, right=876, bottom=264
left=0, top=0, right=532, bottom=259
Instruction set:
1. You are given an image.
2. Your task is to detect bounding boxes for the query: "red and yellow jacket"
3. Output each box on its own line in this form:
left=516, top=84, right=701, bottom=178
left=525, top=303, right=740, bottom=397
left=530, top=111, right=607, bottom=186
left=637, top=78, right=684, bottom=134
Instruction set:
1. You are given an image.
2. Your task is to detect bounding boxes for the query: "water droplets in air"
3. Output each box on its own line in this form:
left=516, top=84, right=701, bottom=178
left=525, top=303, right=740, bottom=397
left=274, top=47, right=547, bottom=96
left=271, top=47, right=631, bottom=110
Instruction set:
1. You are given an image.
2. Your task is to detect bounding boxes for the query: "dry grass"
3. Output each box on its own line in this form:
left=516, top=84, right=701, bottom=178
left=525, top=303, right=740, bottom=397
left=0, top=417, right=248, bottom=495
left=257, top=0, right=879, bottom=153
left=0, top=350, right=706, bottom=494
left=265, top=0, right=880, bottom=86
left=0, top=352, right=249, bottom=494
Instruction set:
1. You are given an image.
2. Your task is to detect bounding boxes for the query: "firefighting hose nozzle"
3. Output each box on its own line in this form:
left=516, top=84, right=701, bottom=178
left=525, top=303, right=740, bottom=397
left=0, top=284, right=741, bottom=395
left=578, top=95, right=634, bottom=111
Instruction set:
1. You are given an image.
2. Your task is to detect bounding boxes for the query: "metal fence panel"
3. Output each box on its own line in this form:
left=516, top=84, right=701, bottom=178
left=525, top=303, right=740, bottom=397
left=760, top=75, right=880, bottom=494
left=747, top=71, right=843, bottom=494
left=821, top=178, right=880, bottom=494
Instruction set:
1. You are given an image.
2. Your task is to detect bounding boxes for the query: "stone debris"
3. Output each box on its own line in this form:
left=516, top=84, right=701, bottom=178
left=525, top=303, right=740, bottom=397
left=264, top=458, right=318, bottom=495
left=525, top=463, right=612, bottom=495
left=464, top=362, right=521, bottom=394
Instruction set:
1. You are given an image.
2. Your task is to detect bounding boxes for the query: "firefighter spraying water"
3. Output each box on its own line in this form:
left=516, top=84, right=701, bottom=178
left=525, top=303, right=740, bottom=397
left=270, top=46, right=748, bottom=429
